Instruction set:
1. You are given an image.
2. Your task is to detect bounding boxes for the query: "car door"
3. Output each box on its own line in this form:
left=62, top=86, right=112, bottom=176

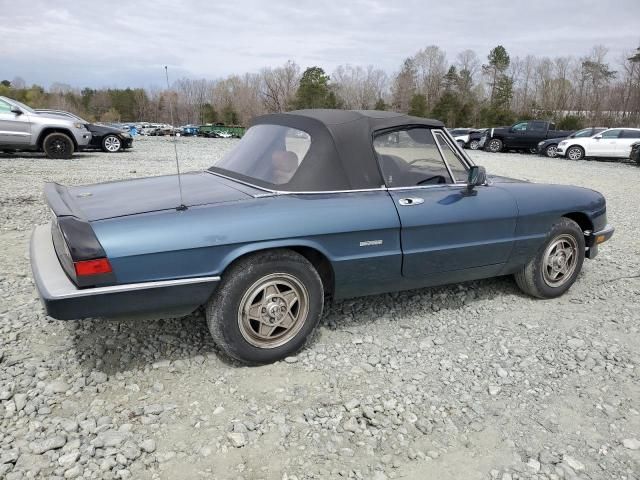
left=505, top=121, right=529, bottom=148
left=523, top=121, right=548, bottom=148
left=590, top=129, right=622, bottom=157
left=374, top=127, right=518, bottom=278
left=0, top=99, right=31, bottom=145
left=617, top=130, right=640, bottom=157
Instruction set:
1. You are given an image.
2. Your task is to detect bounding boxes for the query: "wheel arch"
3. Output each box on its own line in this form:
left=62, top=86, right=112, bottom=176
left=37, top=128, right=78, bottom=150
left=218, top=242, right=336, bottom=296
left=562, top=212, right=593, bottom=233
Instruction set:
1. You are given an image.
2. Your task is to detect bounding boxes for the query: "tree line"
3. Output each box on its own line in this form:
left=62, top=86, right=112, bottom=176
left=2, top=43, right=639, bottom=129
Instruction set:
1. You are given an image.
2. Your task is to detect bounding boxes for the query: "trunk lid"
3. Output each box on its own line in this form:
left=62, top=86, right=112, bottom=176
left=49, top=172, right=254, bottom=221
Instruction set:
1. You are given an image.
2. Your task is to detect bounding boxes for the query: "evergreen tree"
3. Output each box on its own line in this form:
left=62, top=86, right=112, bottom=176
left=374, top=98, right=387, bottom=111
left=482, top=45, right=510, bottom=104
left=294, top=67, right=337, bottom=109
left=408, top=93, right=427, bottom=117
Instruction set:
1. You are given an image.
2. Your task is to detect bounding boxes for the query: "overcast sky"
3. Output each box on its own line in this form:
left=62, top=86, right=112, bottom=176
left=1, top=0, right=639, bottom=89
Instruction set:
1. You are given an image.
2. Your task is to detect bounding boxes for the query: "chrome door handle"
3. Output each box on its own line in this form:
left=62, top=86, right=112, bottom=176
left=398, top=197, right=424, bottom=206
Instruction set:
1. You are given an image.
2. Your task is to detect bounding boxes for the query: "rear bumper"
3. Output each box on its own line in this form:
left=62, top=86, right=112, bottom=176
left=585, top=224, right=614, bottom=259
left=30, top=224, right=220, bottom=320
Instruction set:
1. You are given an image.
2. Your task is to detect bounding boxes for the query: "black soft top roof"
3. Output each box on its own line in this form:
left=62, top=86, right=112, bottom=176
left=247, top=109, right=444, bottom=191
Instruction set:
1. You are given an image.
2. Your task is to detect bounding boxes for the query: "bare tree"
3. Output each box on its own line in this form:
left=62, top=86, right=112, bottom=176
left=260, top=60, right=300, bottom=112
left=414, top=45, right=447, bottom=108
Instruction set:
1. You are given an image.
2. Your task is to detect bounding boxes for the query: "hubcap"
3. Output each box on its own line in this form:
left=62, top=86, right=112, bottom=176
left=104, top=136, right=121, bottom=152
left=546, top=146, right=558, bottom=157
left=470, top=140, right=479, bottom=150
left=489, top=140, right=501, bottom=152
left=568, top=147, right=582, bottom=160
left=237, top=273, right=309, bottom=349
left=542, top=234, right=578, bottom=287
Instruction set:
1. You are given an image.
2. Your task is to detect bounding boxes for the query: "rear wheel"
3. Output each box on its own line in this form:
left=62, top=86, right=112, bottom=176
left=206, top=250, right=324, bottom=364
left=487, top=138, right=503, bottom=153
left=514, top=218, right=585, bottom=299
left=43, top=132, right=74, bottom=159
left=544, top=144, right=558, bottom=158
left=566, top=145, right=585, bottom=161
left=469, top=139, right=480, bottom=150
left=102, top=135, right=122, bottom=153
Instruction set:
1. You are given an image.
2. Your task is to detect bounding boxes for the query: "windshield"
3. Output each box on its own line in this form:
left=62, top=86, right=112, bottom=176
left=10, top=99, right=36, bottom=114
left=572, top=128, right=594, bottom=138
left=210, top=124, right=311, bottom=186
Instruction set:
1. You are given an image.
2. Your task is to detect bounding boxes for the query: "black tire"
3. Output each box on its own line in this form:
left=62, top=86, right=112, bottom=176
left=514, top=218, right=585, bottom=299
left=101, top=135, right=122, bottom=153
left=206, top=250, right=324, bottom=364
left=43, top=132, right=74, bottom=159
left=469, top=139, right=480, bottom=150
left=544, top=144, right=558, bottom=158
left=566, top=145, right=585, bottom=161
left=486, top=138, right=503, bottom=153
left=457, top=140, right=466, bottom=149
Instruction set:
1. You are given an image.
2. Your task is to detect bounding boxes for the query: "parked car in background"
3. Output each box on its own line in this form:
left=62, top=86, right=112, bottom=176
left=448, top=128, right=474, bottom=148
left=37, top=110, right=133, bottom=153
left=0, top=97, right=92, bottom=159
left=537, top=127, right=608, bottom=158
left=30, top=109, right=613, bottom=364
left=630, top=141, right=640, bottom=165
left=467, top=128, right=487, bottom=150
left=556, top=128, right=640, bottom=161
left=181, top=125, right=200, bottom=136
left=480, top=121, right=574, bottom=153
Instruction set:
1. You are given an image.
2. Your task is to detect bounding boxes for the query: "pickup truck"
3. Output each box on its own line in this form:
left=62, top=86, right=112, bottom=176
left=479, top=120, right=574, bottom=153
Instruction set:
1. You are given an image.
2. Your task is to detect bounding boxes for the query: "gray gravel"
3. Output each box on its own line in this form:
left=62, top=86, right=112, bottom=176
left=0, top=137, right=639, bottom=479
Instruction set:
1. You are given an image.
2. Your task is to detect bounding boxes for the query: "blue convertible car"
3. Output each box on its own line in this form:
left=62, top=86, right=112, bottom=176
left=30, top=110, right=614, bottom=364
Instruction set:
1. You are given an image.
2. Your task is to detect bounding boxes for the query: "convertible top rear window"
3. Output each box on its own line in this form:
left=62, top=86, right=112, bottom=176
left=212, top=125, right=310, bottom=186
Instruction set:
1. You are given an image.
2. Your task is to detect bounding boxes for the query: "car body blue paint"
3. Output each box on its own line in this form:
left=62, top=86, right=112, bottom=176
left=91, top=190, right=403, bottom=298
left=87, top=176, right=608, bottom=301
left=387, top=184, right=518, bottom=277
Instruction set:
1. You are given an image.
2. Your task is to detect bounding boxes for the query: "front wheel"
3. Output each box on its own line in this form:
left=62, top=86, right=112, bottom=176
left=486, top=138, right=503, bottom=153
left=206, top=250, right=324, bottom=364
left=43, top=132, right=74, bottom=159
left=544, top=144, right=558, bottom=158
left=102, top=135, right=122, bottom=153
left=514, top=218, right=585, bottom=299
left=566, top=146, right=585, bottom=161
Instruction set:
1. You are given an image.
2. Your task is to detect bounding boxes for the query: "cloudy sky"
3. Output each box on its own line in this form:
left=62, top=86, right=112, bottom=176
left=1, top=0, right=639, bottom=89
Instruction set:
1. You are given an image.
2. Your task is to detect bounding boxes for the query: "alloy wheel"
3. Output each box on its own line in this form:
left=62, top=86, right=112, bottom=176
left=545, top=145, right=558, bottom=158
left=104, top=136, right=122, bottom=152
left=542, top=234, right=579, bottom=287
left=237, top=273, right=309, bottom=349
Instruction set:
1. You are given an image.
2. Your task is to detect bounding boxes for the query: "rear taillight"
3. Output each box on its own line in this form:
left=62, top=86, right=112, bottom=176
left=74, top=258, right=113, bottom=276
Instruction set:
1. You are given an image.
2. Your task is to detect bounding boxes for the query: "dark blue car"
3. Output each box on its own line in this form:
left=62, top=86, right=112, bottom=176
left=30, top=110, right=614, bottom=364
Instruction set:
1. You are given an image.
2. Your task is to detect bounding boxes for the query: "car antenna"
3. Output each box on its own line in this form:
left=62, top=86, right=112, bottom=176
left=164, top=65, right=187, bottom=211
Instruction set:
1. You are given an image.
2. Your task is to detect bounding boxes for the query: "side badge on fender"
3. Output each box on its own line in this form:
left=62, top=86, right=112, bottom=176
left=359, top=240, right=383, bottom=247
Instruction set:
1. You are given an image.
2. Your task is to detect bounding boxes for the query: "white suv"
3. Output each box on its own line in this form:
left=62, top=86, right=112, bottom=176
left=556, top=128, right=640, bottom=160
left=0, top=96, right=92, bottom=159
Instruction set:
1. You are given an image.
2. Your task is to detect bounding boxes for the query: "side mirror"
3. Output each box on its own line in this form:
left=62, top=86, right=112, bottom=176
left=594, top=135, right=602, bottom=140
left=467, top=165, right=487, bottom=191
left=10, top=106, right=22, bottom=115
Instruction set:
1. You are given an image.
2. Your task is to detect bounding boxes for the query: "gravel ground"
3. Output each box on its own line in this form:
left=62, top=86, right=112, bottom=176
left=0, top=137, right=639, bottom=480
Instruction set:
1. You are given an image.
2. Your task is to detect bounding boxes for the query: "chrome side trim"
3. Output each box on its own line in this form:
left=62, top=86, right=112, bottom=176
left=207, top=170, right=386, bottom=196
left=52, top=276, right=222, bottom=300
